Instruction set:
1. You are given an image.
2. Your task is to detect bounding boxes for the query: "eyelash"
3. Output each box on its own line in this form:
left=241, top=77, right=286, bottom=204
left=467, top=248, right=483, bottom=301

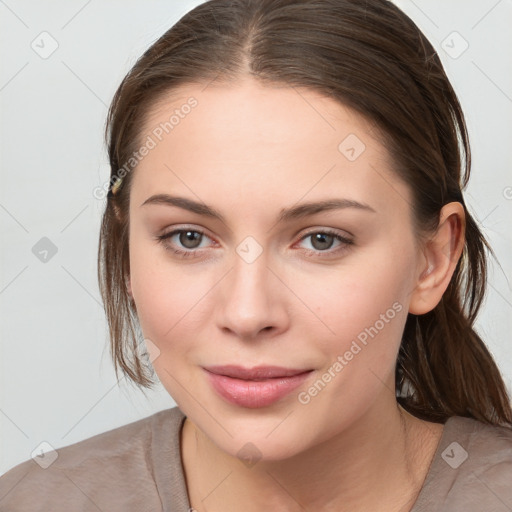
left=155, top=227, right=354, bottom=260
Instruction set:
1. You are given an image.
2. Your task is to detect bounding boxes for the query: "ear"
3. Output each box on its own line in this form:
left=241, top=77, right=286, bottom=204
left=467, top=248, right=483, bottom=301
left=408, top=202, right=465, bottom=315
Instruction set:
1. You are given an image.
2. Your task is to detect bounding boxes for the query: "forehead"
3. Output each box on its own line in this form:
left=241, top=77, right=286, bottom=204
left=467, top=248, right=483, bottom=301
left=142, top=79, right=382, bottom=157
left=131, top=79, right=411, bottom=218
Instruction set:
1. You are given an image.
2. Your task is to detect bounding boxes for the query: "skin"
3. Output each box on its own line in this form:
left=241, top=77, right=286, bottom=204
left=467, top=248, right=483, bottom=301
left=125, top=77, right=465, bottom=511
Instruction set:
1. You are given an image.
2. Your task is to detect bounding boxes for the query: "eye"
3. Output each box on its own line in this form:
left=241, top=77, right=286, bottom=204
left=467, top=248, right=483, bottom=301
left=155, top=226, right=354, bottom=260
left=295, top=229, right=354, bottom=258
left=155, top=227, right=215, bottom=258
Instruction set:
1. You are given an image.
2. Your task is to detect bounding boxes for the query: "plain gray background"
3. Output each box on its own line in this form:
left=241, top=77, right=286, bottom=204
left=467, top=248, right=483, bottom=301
left=1, top=0, right=511, bottom=475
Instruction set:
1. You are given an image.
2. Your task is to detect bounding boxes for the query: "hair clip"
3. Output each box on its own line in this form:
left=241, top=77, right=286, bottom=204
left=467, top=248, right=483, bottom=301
left=111, top=177, right=123, bottom=196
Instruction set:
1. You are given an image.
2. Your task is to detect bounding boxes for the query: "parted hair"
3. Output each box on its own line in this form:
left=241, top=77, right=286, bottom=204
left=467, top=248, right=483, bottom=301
left=98, top=0, right=512, bottom=427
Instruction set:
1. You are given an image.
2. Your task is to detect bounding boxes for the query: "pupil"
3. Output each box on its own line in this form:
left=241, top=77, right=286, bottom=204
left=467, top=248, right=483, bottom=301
left=312, top=233, right=333, bottom=250
left=180, top=231, right=201, bottom=249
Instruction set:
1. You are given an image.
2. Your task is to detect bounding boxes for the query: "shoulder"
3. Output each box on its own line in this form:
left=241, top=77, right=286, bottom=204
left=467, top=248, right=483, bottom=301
left=448, top=415, right=512, bottom=468
left=452, top=416, right=512, bottom=487
left=414, top=415, right=512, bottom=511
left=0, top=406, right=186, bottom=512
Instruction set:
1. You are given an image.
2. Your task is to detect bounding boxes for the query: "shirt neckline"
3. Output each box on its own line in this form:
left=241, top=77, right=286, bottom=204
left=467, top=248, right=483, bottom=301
left=153, top=407, right=191, bottom=511
left=167, top=409, right=460, bottom=512
left=409, top=415, right=461, bottom=511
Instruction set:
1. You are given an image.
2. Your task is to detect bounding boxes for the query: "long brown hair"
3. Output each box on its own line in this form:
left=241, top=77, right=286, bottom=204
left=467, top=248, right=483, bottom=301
left=98, top=0, right=512, bottom=427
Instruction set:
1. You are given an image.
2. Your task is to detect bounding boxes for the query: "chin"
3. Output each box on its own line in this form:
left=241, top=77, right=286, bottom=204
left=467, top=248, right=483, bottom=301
left=219, top=434, right=306, bottom=464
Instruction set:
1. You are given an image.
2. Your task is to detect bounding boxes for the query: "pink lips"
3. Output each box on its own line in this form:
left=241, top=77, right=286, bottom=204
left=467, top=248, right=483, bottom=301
left=203, top=365, right=313, bottom=408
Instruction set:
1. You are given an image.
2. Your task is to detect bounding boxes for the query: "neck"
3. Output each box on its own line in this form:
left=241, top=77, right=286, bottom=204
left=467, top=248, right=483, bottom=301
left=181, top=397, right=443, bottom=512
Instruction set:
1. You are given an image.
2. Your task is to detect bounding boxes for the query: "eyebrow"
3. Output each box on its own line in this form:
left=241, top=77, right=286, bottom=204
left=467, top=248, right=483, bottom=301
left=140, top=194, right=376, bottom=223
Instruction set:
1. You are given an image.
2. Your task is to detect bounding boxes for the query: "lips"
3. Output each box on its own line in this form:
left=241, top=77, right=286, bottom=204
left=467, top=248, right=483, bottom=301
left=203, top=364, right=311, bottom=380
left=203, top=365, right=314, bottom=408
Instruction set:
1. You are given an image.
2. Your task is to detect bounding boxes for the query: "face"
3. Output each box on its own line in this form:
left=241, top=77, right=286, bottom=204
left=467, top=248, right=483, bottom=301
left=127, top=78, right=423, bottom=461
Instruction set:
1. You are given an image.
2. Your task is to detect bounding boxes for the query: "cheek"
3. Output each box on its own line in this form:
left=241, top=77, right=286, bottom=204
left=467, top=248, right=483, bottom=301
left=302, top=247, right=413, bottom=345
left=298, top=247, right=415, bottom=407
left=128, top=233, right=179, bottom=339
left=128, top=249, right=208, bottom=402
left=128, top=236, right=218, bottom=350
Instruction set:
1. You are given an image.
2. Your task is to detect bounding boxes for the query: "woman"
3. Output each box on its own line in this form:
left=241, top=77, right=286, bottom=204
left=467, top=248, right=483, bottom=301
left=1, top=0, right=511, bottom=510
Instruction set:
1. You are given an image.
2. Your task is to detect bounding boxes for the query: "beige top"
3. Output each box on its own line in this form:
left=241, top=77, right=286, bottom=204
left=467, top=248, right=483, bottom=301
left=1, top=406, right=512, bottom=511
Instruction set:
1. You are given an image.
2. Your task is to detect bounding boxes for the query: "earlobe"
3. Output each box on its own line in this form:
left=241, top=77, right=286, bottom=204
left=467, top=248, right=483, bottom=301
left=408, top=202, right=465, bottom=315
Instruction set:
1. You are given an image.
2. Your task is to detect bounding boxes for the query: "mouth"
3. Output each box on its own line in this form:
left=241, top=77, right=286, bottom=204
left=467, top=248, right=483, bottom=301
left=202, top=365, right=314, bottom=408
left=204, top=364, right=312, bottom=380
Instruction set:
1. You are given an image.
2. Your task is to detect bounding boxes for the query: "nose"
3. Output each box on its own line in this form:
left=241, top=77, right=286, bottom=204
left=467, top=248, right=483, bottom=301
left=215, top=250, right=289, bottom=340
